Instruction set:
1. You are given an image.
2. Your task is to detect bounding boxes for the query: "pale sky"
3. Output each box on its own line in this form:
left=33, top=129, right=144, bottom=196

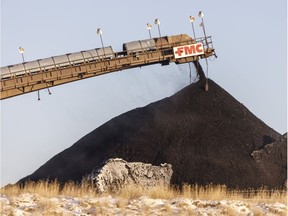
left=1, top=0, right=287, bottom=186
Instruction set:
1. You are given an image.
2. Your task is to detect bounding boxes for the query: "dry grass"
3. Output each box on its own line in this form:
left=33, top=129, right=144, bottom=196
left=116, top=184, right=177, bottom=200
left=1, top=180, right=96, bottom=198
left=1, top=181, right=287, bottom=216
left=180, top=184, right=287, bottom=203
left=137, top=184, right=285, bottom=204
left=1, top=181, right=287, bottom=204
left=2, top=180, right=60, bottom=197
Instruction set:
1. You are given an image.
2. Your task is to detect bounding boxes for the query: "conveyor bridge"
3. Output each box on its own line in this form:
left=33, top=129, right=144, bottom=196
left=0, top=35, right=215, bottom=100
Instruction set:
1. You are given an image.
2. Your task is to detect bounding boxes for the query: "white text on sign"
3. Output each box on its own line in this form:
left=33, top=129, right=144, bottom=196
left=173, top=43, right=204, bottom=59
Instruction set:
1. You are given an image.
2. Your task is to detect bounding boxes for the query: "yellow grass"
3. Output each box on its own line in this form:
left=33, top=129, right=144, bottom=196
left=117, top=183, right=287, bottom=204
left=1, top=181, right=287, bottom=204
left=1, top=181, right=287, bottom=216
left=180, top=184, right=287, bottom=203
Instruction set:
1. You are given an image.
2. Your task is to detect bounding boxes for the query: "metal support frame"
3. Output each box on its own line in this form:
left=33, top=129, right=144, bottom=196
left=1, top=36, right=215, bottom=100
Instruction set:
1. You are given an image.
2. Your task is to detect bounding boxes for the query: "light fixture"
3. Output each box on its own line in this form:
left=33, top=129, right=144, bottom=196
left=198, top=11, right=209, bottom=48
left=189, top=16, right=196, bottom=39
left=97, top=28, right=103, bottom=35
left=154, top=18, right=162, bottom=38
left=198, top=11, right=204, bottom=18
left=18, top=47, right=25, bottom=62
left=189, top=16, right=195, bottom=23
left=147, top=23, right=152, bottom=39
left=19, top=47, right=25, bottom=54
left=96, top=28, right=106, bottom=59
left=154, top=18, right=160, bottom=26
left=146, top=23, right=152, bottom=30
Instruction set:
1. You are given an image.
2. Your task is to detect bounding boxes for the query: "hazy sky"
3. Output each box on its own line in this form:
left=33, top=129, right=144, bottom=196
left=1, top=0, right=287, bottom=186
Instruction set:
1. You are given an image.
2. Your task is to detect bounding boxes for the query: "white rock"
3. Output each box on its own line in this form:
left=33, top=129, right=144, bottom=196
left=87, top=158, right=173, bottom=193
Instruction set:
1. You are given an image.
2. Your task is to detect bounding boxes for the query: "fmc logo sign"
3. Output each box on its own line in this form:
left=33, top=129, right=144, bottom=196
left=173, top=43, right=204, bottom=59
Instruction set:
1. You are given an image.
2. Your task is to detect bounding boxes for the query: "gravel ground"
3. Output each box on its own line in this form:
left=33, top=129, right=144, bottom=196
left=1, top=193, right=287, bottom=216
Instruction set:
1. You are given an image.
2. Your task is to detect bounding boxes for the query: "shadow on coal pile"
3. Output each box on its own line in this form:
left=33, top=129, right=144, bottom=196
left=19, top=78, right=287, bottom=189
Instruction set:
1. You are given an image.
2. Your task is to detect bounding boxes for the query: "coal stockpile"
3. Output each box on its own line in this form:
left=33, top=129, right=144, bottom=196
left=19, top=77, right=287, bottom=189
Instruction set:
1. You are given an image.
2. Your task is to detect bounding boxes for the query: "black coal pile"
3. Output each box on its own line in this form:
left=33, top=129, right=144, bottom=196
left=19, top=76, right=286, bottom=189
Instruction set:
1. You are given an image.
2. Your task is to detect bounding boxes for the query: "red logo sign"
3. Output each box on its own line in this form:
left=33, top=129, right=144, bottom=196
left=173, top=43, right=204, bottom=59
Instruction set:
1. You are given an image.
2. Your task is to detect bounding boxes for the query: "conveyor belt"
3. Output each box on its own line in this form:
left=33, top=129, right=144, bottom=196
left=0, top=36, right=215, bottom=100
